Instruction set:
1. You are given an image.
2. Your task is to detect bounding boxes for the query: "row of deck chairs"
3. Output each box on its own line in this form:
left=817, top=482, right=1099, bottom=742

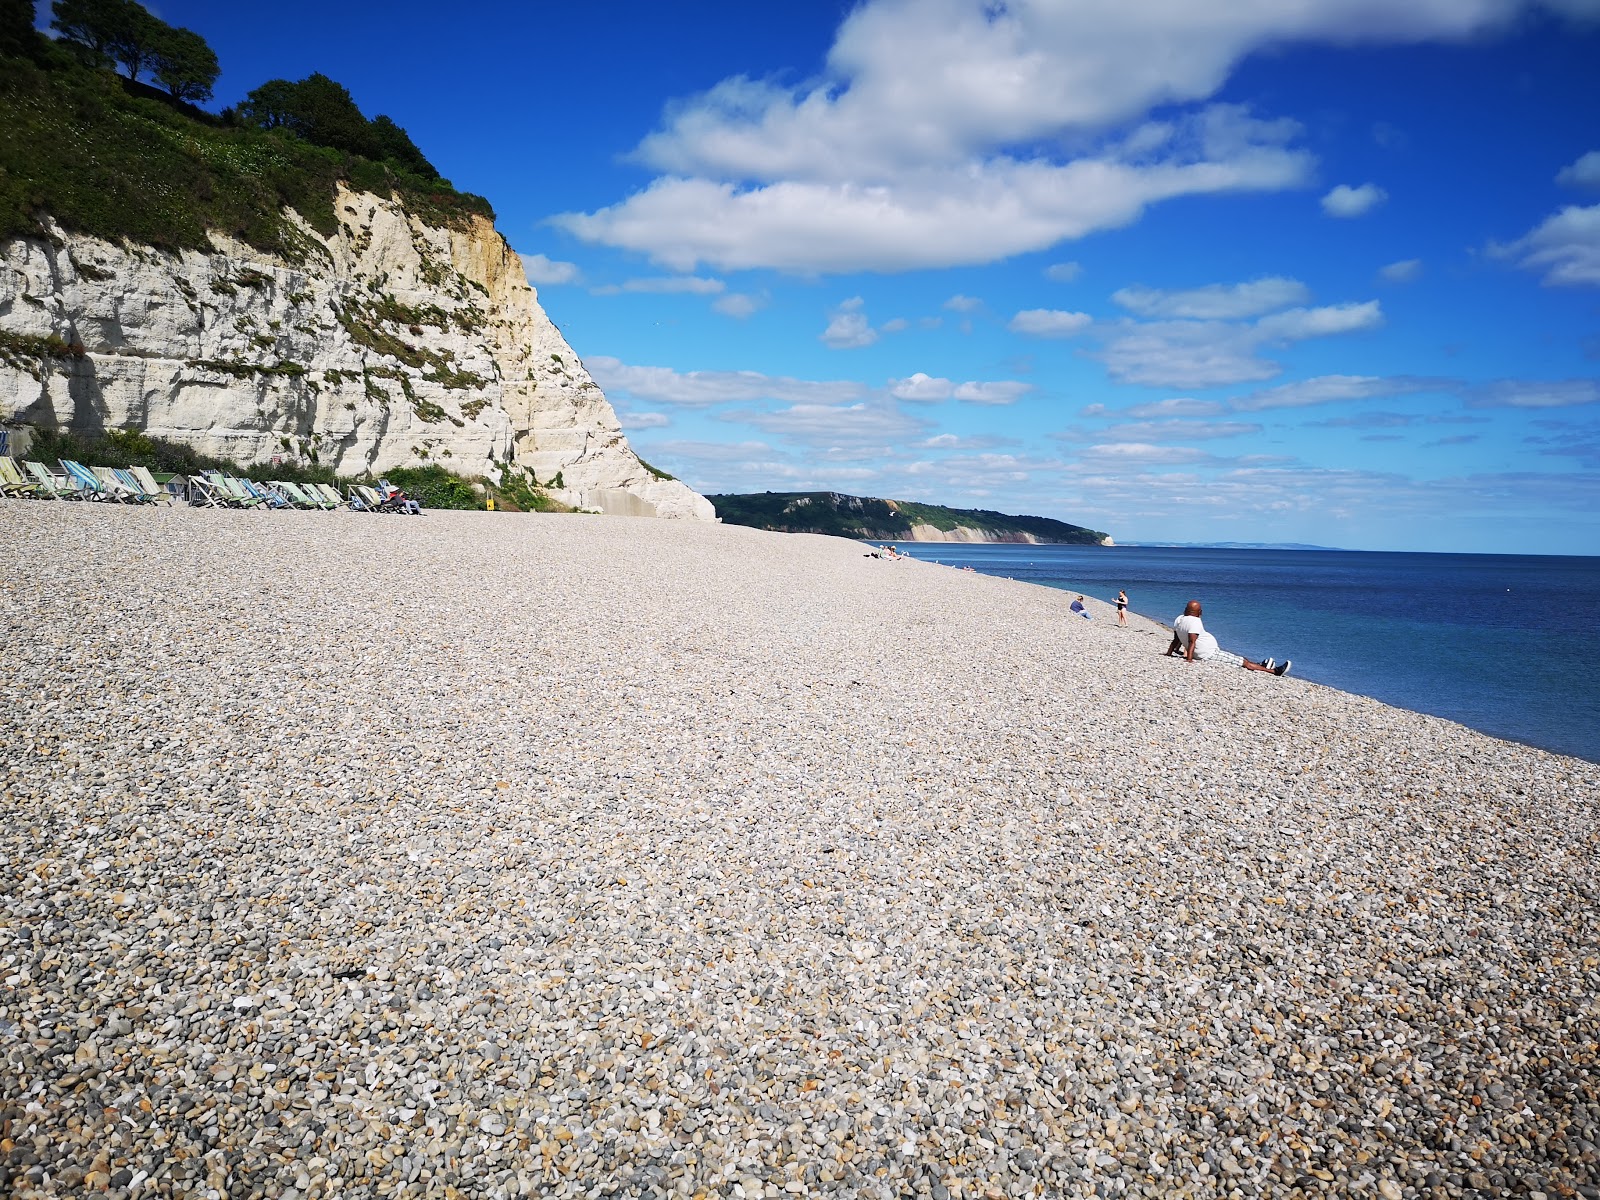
left=0, top=457, right=421, bottom=514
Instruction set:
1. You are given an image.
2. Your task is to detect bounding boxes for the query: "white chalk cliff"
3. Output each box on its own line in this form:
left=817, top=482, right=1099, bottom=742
left=0, top=186, right=714, bottom=519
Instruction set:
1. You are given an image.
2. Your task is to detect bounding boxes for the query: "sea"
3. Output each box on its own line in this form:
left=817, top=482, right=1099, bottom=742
left=882, top=542, right=1600, bottom=765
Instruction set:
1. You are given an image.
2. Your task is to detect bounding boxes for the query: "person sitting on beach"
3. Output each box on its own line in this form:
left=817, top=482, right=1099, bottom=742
left=384, top=483, right=422, bottom=516
left=1070, top=595, right=1092, bottom=620
left=1164, top=600, right=1289, bottom=675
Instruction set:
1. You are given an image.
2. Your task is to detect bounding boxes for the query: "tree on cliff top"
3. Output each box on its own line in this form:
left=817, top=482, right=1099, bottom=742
left=149, top=24, right=219, bottom=102
left=240, top=73, right=441, bottom=179
left=50, top=0, right=217, bottom=98
left=0, top=0, right=39, bottom=58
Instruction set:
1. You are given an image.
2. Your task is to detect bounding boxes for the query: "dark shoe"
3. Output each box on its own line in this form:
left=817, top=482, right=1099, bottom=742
left=1274, top=660, right=1291, bottom=676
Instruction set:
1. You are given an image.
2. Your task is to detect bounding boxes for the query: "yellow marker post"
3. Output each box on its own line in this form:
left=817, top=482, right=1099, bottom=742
left=486, top=497, right=495, bottom=511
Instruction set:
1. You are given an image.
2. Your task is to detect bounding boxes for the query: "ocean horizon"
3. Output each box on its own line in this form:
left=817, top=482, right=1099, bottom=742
left=885, top=541, right=1600, bottom=765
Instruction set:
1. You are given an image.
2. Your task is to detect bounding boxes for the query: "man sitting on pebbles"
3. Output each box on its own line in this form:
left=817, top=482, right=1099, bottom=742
left=1164, top=599, right=1290, bottom=676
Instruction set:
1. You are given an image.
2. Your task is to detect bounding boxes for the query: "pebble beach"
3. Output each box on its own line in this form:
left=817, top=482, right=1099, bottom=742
left=2, top=503, right=1597, bottom=1200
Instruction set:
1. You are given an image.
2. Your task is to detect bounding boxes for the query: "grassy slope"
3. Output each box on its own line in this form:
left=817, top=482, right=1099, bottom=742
left=0, top=48, right=493, bottom=257
left=707, top=492, right=1107, bottom=544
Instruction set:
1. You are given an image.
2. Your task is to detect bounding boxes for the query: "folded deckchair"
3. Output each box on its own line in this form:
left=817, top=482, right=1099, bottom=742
left=60, top=459, right=116, bottom=501
left=0, top=456, right=44, bottom=498
left=25, top=460, right=82, bottom=499
left=126, top=465, right=174, bottom=505
left=93, top=464, right=151, bottom=503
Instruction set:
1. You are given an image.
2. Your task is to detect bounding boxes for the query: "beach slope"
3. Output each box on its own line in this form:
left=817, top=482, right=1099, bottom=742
left=2, top=504, right=1596, bottom=1199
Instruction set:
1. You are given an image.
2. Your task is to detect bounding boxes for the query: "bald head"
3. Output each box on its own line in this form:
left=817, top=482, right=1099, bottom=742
left=1184, top=600, right=1202, bottom=616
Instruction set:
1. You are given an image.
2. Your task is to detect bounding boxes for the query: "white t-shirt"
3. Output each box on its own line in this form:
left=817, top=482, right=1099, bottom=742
left=1173, top=613, right=1219, bottom=660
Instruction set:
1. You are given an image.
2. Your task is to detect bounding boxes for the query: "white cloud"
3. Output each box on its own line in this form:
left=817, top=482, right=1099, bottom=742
left=1556, top=150, right=1600, bottom=189
left=1254, top=301, right=1382, bottom=340
left=1096, top=300, right=1383, bottom=389
left=1378, top=258, right=1422, bottom=282
left=726, top=399, right=932, bottom=448
left=593, top=275, right=725, bottom=296
left=556, top=107, right=1310, bottom=274
left=1078, top=442, right=1214, bottom=465
left=1045, top=261, right=1083, bottom=282
left=713, top=292, right=766, bottom=319
left=881, top=317, right=911, bottom=333
left=1082, top=397, right=1226, bottom=418
left=616, top=410, right=671, bottom=430
left=944, top=294, right=983, bottom=312
left=917, top=432, right=1018, bottom=450
left=1321, top=183, right=1387, bottom=218
left=586, top=356, right=865, bottom=406
left=1008, top=309, right=1093, bottom=338
left=1492, top=203, right=1600, bottom=286
left=1467, top=379, right=1600, bottom=409
left=520, top=253, right=581, bottom=286
left=551, top=0, right=1586, bottom=274
left=1112, top=277, right=1310, bottom=319
left=820, top=296, right=879, bottom=348
left=953, top=380, right=1034, bottom=405
left=890, top=372, right=953, bottom=402
left=1098, top=419, right=1263, bottom=441
left=1230, top=373, right=1441, bottom=411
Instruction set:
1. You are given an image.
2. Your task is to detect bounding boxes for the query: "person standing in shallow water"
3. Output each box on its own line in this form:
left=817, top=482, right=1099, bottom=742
left=1116, top=590, right=1127, bottom=627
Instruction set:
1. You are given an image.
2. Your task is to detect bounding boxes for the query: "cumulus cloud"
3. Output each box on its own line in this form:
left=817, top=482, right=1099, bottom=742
left=820, top=297, right=879, bottom=348
left=944, top=294, right=984, bottom=312
left=1112, top=277, right=1310, bottom=319
left=1556, top=150, right=1600, bottom=189
left=1230, top=373, right=1441, bottom=411
left=592, top=275, right=725, bottom=296
left=1082, top=397, right=1226, bottom=418
left=1008, top=309, right=1093, bottom=338
left=890, top=372, right=954, bottom=402
left=712, top=292, right=766, bottom=319
left=586, top=356, right=865, bottom=406
left=1378, top=258, right=1422, bottom=282
left=1045, top=261, right=1083, bottom=282
left=616, top=410, right=671, bottom=430
left=520, top=253, right=581, bottom=286
left=1491, top=203, right=1600, bottom=286
left=953, top=380, right=1034, bottom=405
left=1097, top=419, right=1263, bottom=441
left=1096, top=303, right=1381, bottom=389
left=1321, top=183, right=1387, bottom=217
left=725, top=399, right=932, bottom=448
left=1466, top=379, right=1600, bottom=408
left=1078, top=442, right=1214, bottom=465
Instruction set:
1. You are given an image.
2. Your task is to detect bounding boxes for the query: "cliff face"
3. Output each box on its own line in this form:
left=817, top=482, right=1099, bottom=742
left=0, top=187, right=713, bottom=519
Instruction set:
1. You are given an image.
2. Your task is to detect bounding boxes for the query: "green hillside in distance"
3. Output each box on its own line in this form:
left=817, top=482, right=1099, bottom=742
left=707, top=491, right=1110, bottom=545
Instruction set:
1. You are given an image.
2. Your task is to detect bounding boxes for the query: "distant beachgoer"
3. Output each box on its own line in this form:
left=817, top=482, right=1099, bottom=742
left=1116, top=590, right=1127, bottom=627
left=1070, top=595, right=1091, bottom=620
left=1164, top=600, right=1289, bottom=675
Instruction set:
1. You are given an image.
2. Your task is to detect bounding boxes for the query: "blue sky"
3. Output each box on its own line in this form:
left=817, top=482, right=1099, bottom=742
left=127, top=2, right=1600, bottom=552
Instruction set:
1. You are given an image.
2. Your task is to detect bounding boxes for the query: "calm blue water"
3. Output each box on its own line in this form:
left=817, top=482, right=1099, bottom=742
left=885, top=543, right=1600, bottom=764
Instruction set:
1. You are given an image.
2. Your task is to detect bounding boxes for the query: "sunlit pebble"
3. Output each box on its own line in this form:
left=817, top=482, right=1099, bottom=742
left=0, top=501, right=1596, bottom=1199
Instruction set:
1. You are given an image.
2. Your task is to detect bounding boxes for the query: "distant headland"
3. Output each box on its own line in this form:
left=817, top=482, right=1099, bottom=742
left=707, top=491, right=1111, bottom=545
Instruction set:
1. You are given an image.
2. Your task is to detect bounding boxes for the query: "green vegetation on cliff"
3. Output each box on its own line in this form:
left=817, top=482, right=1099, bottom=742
left=707, top=491, right=1108, bottom=544
left=0, top=1, right=491, bottom=255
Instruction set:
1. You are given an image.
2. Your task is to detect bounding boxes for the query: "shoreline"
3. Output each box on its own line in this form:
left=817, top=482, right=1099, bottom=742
left=4, top=503, right=1597, bottom=1199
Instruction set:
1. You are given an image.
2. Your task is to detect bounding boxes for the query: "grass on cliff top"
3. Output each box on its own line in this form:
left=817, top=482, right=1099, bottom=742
left=0, top=48, right=493, bottom=257
left=21, top=427, right=560, bottom=512
left=707, top=491, right=1108, bottom=543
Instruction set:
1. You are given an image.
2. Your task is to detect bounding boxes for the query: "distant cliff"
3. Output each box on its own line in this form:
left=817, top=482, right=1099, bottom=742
left=708, top=492, right=1111, bottom=545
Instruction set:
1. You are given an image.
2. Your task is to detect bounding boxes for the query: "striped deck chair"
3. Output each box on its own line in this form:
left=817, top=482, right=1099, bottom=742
left=188, top=473, right=234, bottom=507
left=25, top=461, right=82, bottom=499
left=60, top=459, right=117, bottom=501
left=273, top=481, right=327, bottom=509
left=0, top=456, right=45, bottom=498
left=126, top=465, right=174, bottom=504
left=238, top=477, right=294, bottom=510
left=93, top=465, right=151, bottom=503
left=111, top=467, right=166, bottom=504
left=310, top=483, right=346, bottom=508
left=202, top=471, right=262, bottom=508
